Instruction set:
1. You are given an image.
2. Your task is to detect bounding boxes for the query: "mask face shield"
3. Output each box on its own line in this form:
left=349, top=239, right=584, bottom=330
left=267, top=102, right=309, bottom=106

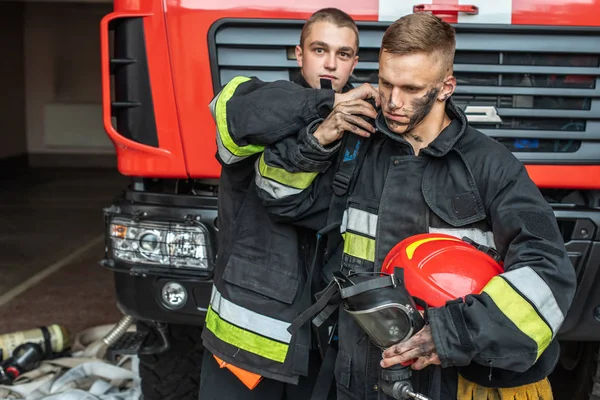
left=345, top=303, right=415, bottom=349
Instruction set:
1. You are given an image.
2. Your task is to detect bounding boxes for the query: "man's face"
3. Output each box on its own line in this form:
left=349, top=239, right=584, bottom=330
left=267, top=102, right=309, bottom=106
left=378, top=50, right=454, bottom=137
left=296, top=21, right=359, bottom=92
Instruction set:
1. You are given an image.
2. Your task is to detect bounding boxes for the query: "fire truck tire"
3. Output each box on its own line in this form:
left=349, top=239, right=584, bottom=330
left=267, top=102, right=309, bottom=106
left=550, top=342, right=600, bottom=400
left=137, top=322, right=204, bottom=400
left=592, top=348, right=600, bottom=400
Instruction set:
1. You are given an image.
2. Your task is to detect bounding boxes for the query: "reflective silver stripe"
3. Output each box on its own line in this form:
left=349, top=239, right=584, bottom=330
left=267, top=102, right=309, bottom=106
left=254, top=160, right=303, bottom=199
left=501, top=267, right=565, bottom=334
left=210, top=285, right=292, bottom=343
left=428, top=227, right=496, bottom=249
left=210, top=95, right=247, bottom=165
left=216, top=128, right=247, bottom=164
left=208, top=92, right=219, bottom=119
left=341, top=208, right=378, bottom=238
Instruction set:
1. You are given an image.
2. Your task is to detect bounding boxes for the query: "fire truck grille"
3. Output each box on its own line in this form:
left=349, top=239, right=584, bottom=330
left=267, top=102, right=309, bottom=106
left=211, top=21, right=600, bottom=164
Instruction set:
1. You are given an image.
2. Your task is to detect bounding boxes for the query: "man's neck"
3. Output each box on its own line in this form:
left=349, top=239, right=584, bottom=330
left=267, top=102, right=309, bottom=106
left=405, top=108, right=452, bottom=155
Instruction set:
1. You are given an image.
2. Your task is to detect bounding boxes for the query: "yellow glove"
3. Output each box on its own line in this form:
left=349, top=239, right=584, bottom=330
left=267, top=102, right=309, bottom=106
left=457, top=374, right=553, bottom=400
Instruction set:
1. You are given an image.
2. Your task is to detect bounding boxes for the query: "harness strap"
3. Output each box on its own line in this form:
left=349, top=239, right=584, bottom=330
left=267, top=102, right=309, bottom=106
left=288, top=282, right=339, bottom=336
left=338, top=275, right=397, bottom=299
left=309, top=345, right=338, bottom=400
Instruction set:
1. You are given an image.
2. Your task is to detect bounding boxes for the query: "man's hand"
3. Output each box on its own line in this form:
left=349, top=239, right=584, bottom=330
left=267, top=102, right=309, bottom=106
left=334, top=83, right=380, bottom=108
left=313, top=99, right=377, bottom=146
left=380, top=325, right=441, bottom=371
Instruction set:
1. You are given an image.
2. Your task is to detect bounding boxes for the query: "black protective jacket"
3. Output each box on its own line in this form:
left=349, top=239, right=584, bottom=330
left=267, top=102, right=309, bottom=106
left=202, top=75, right=351, bottom=385
left=249, top=82, right=576, bottom=398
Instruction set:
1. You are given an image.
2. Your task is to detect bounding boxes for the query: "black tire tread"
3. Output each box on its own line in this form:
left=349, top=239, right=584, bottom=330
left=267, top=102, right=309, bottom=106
left=137, top=323, right=204, bottom=400
left=591, top=347, right=600, bottom=400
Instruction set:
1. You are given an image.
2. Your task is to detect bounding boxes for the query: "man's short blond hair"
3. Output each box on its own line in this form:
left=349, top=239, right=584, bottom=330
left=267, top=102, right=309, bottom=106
left=300, top=8, right=359, bottom=50
left=381, top=13, right=456, bottom=76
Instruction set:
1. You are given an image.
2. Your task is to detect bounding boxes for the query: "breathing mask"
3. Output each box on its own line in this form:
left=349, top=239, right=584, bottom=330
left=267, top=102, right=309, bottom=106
left=332, top=269, right=430, bottom=400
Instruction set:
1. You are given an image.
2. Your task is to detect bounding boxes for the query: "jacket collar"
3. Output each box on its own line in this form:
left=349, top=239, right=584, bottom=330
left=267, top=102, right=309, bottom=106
left=374, top=98, right=468, bottom=157
left=293, top=73, right=354, bottom=93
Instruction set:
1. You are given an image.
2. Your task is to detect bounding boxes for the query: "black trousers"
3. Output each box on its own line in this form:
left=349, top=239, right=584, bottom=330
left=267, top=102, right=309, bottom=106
left=198, top=350, right=325, bottom=400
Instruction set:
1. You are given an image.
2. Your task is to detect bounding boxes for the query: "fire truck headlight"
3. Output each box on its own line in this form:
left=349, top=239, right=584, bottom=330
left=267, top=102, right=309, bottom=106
left=109, top=217, right=211, bottom=270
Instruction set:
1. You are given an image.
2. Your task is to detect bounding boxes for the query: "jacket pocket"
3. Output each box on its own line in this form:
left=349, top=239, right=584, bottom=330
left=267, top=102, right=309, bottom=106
left=422, top=156, right=486, bottom=227
left=335, top=349, right=352, bottom=389
left=222, top=254, right=299, bottom=305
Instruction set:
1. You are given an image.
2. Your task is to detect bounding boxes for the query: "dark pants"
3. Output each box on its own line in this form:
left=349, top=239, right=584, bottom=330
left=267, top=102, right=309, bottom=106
left=198, top=350, right=325, bottom=400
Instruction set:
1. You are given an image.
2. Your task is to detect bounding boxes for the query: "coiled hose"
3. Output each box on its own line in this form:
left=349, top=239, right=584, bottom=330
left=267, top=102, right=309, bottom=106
left=102, top=315, right=134, bottom=346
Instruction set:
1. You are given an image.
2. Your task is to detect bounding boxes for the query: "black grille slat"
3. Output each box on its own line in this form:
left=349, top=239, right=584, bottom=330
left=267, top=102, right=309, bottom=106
left=211, top=21, right=600, bottom=164
left=111, top=101, right=142, bottom=116
left=454, top=64, right=600, bottom=75
left=453, top=86, right=599, bottom=97
left=503, top=52, right=600, bottom=66
left=110, top=58, right=137, bottom=74
left=453, top=95, right=590, bottom=110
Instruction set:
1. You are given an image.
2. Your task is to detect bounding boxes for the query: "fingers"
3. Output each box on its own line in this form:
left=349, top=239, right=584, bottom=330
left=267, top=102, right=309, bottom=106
left=338, top=83, right=380, bottom=104
left=325, top=101, right=377, bottom=138
left=410, top=354, right=441, bottom=370
left=382, top=335, right=418, bottom=359
left=317, top=95, right=379, bottom=144
left=336, top=118, right=373, bottom=138
left=380, top=354, right=413, bottom=368
left=356, top=83, right=380, bottom=101
left=373, top=91, right=381, bottom=108
left=340, top=114, right=376, bottom=134
left=381, top=326, right=436, bottom=363
left=383, top=347, right=423, bottom=367
left=382, top=342, right=407, bottom=359
left=315, top=113, right=372, bottom=145
left=380, top=350, right=441, bottom=369
left=336, top=100, right=378, bottom=120
left=362, top=83, right=380, bottom=106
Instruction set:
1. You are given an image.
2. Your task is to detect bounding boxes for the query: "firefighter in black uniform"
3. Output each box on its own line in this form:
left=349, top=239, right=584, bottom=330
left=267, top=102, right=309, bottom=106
left=245, top=13, right=576, bottom=400
left=199, top=8, right=380, bottom=400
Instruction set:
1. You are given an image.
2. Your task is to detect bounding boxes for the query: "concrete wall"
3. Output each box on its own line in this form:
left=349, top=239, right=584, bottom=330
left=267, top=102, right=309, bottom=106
left=0, top=2, right=26, bottom=161
left=24, top=2, right=114, bottom=165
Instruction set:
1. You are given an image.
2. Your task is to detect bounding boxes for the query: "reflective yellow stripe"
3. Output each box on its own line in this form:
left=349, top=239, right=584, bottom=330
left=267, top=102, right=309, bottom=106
left=215, top=76, right=265, bottom=157
left=257, top=154, right=318, bottom=190
left=502, top=267, right=564, bottom=334
left=483, top=276, right=552, bottom=360
left=342, top=232, right=376, bottom=262
left=205, top=305, right=289, bottom=363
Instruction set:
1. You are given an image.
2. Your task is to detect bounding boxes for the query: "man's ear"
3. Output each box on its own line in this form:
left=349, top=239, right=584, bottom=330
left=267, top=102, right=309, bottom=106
left=438, top=75, right=456, bottom=101
left=295, top=45, right=304, bottom=68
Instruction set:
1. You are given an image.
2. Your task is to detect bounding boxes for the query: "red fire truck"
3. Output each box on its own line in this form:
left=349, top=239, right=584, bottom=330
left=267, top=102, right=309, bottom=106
left=100, top=0, right=600, bottom=398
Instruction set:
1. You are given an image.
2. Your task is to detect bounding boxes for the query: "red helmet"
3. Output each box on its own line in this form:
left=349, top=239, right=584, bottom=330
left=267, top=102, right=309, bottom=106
left=381, top=233, right=504, bottom=307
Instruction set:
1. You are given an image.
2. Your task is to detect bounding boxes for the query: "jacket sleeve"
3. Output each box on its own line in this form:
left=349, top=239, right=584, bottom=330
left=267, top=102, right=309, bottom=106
left=254, top=119, right=341, bottom=230
left=210, top=76, right=334, bottom=166
left=429, top=164, right=577, bottom=373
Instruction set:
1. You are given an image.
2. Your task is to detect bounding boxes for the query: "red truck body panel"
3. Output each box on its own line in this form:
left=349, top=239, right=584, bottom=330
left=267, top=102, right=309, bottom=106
left=101, top=0, right=600, bottom=187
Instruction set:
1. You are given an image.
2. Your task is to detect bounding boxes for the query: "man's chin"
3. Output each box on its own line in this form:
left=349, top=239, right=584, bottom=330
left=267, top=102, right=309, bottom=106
left=332, top=82, right=346, bottom=92
left=384, top=118, right=409, bottom=135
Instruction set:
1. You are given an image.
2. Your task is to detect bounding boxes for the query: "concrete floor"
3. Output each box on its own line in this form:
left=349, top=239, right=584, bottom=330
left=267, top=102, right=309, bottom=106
left=0, top=167, right=128, bottom=338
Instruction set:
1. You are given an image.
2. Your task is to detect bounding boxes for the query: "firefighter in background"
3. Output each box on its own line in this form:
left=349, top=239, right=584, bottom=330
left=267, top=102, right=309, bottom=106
left=199, top=8, right=379, bottom=400
left=248, top=13, right=576, bottom=400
